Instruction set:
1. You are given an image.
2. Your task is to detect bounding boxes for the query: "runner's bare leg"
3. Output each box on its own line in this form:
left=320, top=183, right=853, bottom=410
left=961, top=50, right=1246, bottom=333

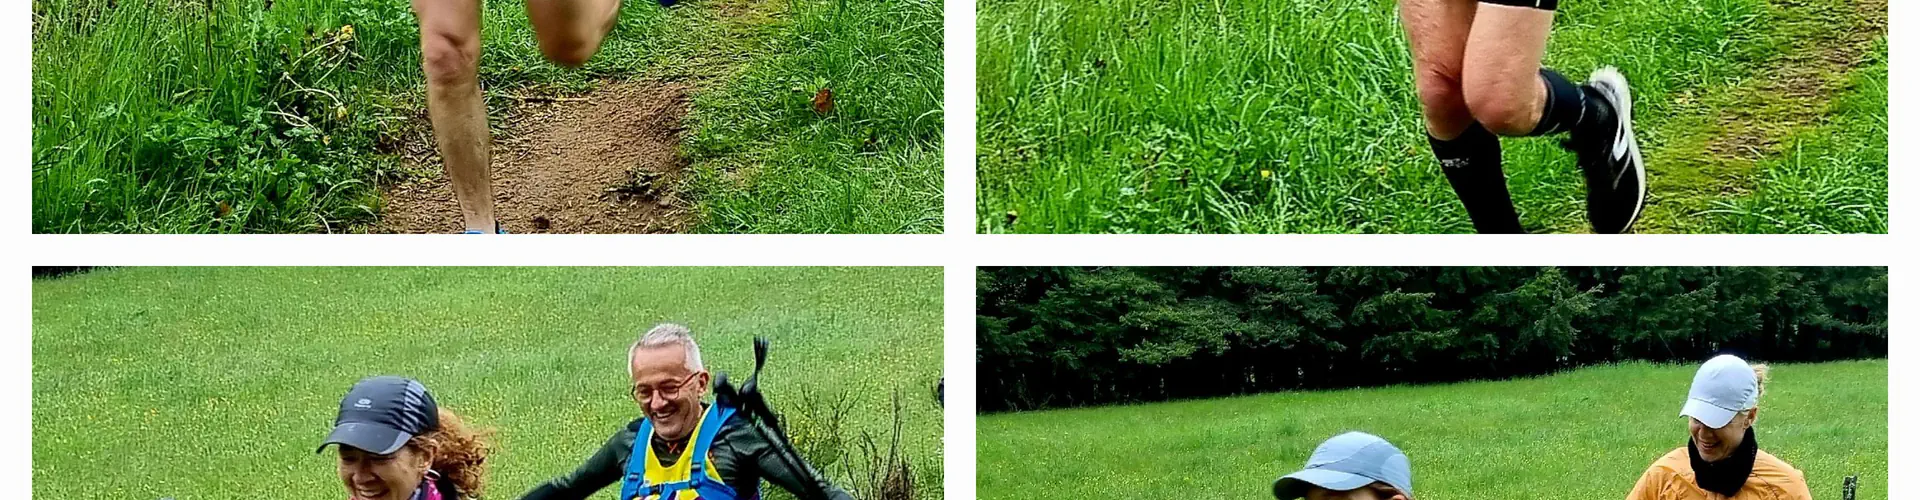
left=413, top=0, right=494, bottom=232
left=1461, top=4, right=1555, bottom=136
left=1399, top=0, right=1478, bottom=140
left=526, top=0, right=624, bottom=67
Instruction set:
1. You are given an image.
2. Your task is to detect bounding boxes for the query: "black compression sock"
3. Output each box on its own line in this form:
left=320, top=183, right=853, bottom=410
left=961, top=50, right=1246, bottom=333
left=1528, top=68, right=1595, bottom=137
left=1430, top=123, right=1523, bottom=233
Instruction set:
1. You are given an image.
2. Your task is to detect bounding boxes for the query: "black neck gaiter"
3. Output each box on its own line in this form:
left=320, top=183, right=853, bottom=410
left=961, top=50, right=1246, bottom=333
left=1689, top=427, right=1758, bottom=496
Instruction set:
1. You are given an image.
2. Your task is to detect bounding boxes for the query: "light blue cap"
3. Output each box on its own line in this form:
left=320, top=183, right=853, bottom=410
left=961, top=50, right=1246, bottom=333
left=1681, top=354, right=1759, bottom=429
left=1274, top=432, right=1413, bottom=499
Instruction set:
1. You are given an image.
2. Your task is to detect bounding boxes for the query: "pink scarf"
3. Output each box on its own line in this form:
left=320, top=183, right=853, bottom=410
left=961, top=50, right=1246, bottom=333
left=414, top=477, right=445, bottom=500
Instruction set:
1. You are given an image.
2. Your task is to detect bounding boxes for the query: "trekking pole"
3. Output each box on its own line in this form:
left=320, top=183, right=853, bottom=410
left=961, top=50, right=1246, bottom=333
left=715, top=337, right=833, bottom=500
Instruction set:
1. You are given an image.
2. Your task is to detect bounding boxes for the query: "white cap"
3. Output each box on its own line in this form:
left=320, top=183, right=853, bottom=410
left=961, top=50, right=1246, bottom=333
left=1680, top=354, right=1758, bottom=428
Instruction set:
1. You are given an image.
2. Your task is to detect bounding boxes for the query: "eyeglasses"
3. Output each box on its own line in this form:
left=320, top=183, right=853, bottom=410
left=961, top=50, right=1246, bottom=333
left=631, top=372, right=701, bottom=404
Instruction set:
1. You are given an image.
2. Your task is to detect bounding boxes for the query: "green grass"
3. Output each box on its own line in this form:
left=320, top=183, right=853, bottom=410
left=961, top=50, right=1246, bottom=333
left=33, top=267, right=943, bottom=499
left=978, top=360, right=1886, bottom=499
left=1702, top=39, right=1888, bottom=233
left=33, top=0, right=405, bottom=233
left=684, top=0, right=946, bottom=234
left=976, top=0, right=1886, bottom=233
left=33, top=0, right=942, bottom=234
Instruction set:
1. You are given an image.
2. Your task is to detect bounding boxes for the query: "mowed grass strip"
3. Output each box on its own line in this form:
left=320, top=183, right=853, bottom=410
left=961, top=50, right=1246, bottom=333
left=977, top=360, right=1886, bottom=499
left=1701, top=39, right=1888, bottom=233
left=1626, top=0, right=1887, bottom=233
left=976, top=0, right=1884, bottom=233
left=33, top=267, right=943, bottom=499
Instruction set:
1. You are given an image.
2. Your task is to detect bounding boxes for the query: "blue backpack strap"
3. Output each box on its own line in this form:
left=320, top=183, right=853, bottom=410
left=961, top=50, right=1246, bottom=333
left=621, top=406, right=745, bottom=500
left=657, top=480, right=691, bottom=500
left=688, top=405, right=741, bottom=500
left=619, top=418, right=655, bottom=500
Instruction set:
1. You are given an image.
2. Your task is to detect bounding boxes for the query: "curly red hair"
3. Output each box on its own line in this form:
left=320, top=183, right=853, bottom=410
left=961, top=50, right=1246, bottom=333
left=407, top=408, right=494, bottom=496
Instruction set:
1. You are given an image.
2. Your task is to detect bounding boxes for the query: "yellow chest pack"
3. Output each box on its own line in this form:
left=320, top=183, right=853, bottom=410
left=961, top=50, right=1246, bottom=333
left=619, top=404, right=745, bottom=500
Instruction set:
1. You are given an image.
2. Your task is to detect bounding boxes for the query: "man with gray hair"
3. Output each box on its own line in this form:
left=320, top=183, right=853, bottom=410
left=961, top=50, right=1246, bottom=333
left=519, top=323, right=852, bottom=500
left=629, top=323, right=704, bottom=378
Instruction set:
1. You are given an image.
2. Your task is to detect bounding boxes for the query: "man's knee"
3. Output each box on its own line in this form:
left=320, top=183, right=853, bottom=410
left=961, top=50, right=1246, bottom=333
left=420, top=30, right=480, bottom=86
left=1411, top=66, right=1476, bottom=137
left=537, top=36, right=597, bottom=68
left=1413, top=67, right=1468, bottom=117
left=1462, top=74, right=1538, bottom=135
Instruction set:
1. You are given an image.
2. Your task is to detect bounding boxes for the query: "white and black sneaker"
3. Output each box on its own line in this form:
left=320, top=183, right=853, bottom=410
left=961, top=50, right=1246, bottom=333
left=1571, top=66, right=1646, bottom=234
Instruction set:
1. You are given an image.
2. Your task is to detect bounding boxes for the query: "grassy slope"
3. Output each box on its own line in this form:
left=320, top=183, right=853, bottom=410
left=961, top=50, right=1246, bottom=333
left=32, top=0, right=397, bottom=233
left=684, top=0, right=946, bottom=234
left=975, top=0, right=1884, bottom=233
left=408, top=0, right=948, bottom=234
left=29, top=0, right=709, bottom=233
left=978, top=360, right=1887, bottom=499
left=33, top=267, right=943, bottom=498
left=33, top=0, right=943, bottom=234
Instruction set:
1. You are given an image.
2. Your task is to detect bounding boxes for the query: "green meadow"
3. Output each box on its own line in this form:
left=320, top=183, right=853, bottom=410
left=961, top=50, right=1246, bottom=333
left=33, top=267, right=943, bottom=499
left=978, top=360, right=1886, bottom=499
left=976, top=0, right=1886, bottom=233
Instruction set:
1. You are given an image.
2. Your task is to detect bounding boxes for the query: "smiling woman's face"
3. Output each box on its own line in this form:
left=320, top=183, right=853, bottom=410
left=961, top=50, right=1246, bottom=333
left=337, top=444, right=430, bottom=500
left=1689, top=409, right=1756, bottom=462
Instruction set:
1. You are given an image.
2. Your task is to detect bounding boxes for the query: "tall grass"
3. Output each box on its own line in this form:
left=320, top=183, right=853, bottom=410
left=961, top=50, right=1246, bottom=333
left=32, top=0, right=425, bottom=233
left=976, top=0, right=1787, bottom=233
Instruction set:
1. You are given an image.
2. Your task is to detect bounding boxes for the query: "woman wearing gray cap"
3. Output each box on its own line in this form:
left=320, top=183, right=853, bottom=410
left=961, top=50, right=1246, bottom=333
left=1273, top=431, right=1414, bottom=500
left=319, top=376, right=494, bottom=500
left=1626, top=355, right=1811, bottom=500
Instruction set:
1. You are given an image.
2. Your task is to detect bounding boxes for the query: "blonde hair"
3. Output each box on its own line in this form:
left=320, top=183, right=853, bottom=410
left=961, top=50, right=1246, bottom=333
left=408, top=408, right=493, bottom=496
left=1750, top=363, right=1771, bottom=405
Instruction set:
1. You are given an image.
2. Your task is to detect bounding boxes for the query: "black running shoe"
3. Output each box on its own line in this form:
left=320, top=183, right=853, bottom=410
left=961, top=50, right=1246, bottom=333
left=1570, top=66, right=1646, bottom=234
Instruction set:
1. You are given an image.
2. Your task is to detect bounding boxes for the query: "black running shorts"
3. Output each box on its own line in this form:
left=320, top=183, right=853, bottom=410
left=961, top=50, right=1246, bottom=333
left=1480, top=0, right=1558, bottom=10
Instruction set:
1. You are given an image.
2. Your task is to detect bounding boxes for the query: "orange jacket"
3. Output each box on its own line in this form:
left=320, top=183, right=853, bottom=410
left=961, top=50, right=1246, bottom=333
left=1626, top=447, right=1813, bottom=500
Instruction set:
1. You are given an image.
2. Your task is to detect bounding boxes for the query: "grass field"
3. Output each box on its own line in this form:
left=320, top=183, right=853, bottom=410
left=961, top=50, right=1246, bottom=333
left=977, top=360, right=1887, bottom=499
left=32, top=0, right=942, bottom=234
left=32, top=267, right=943, bottom=499
left=976, top=0, right=1887, bottom=233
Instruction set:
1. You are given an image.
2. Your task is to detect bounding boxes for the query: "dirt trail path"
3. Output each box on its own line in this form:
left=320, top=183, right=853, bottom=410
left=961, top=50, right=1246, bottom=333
left=373, top=0, right=782, bottom=234
left=1626, top=0, right=1886, bottom=233
left=376, top=82, right=694, bottom=233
